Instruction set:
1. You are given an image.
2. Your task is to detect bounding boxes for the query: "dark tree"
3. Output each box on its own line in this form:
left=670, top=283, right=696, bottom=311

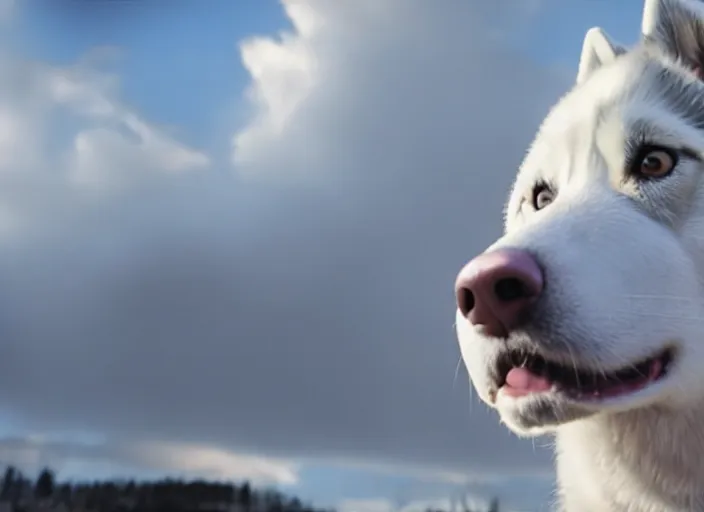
left=11, top=469, right=28, bottom=506
left=487, top=497, right=500, bottom=512
left=0, top=464, right=333, bottom=512
left=57, top=483, right=72, bottom=506
left=0, top=466, right=16, bottom=500
left=240, top=481, right=252, bottom=511
left=34, top=467, right=55, bottom=499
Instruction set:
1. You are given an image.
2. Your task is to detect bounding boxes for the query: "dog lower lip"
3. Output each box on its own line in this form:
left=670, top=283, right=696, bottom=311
left=495, top=347, right=673, bottom=400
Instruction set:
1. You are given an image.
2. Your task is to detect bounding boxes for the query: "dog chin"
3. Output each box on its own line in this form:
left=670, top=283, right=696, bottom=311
left=495, top=391, right=597, bottom=436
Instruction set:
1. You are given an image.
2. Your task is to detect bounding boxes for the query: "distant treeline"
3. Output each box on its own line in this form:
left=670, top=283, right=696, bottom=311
left=0, top=465, right=332, bottom=512
left=0, top=465, right=502, bottom=512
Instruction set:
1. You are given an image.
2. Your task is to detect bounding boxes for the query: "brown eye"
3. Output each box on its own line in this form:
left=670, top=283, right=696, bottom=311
left=532, top=183, right=555, bottom=210
left=635, top=148, right=676, bottom=178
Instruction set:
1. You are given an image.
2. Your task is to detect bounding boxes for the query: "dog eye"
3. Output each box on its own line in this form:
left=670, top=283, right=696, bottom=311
left=633, top=147, right=677, bottom=178
left=532, top=183, right=554, bottom=211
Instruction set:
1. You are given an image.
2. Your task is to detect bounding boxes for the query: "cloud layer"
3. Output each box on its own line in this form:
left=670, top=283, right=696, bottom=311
left=0, top=436, right=298, bottom=485
left=0, top=0, right=568, bottom=497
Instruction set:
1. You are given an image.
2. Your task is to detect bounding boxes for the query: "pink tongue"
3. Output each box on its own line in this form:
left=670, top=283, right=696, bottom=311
left=503, top=367, right=552, bottom=396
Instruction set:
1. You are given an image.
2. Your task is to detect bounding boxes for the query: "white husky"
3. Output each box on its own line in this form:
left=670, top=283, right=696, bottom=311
left=455, top=0, right=704, bottom=510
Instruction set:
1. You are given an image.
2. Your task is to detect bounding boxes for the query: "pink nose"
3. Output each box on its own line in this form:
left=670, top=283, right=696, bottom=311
left=455, top=248, right=543, bottom=338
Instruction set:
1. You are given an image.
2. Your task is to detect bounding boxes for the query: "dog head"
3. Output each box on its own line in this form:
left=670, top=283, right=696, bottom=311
left=456, top=0, right=704, bottom=436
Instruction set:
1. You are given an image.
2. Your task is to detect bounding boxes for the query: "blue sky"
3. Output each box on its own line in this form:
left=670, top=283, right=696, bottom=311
left=11, top=1, right=285, bottom=135
left=7, top=0, right=643, bottom=155
left=0, top=1, right=646, bottom=511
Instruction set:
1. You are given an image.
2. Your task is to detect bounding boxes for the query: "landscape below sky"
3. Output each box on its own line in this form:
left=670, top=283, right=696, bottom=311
left=0, top=1, right=645, bottom=511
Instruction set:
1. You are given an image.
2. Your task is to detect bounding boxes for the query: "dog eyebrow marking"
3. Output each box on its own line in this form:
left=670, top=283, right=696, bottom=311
left=644, top=57, right=704, bottom=132
left=628, top=118, right=703, bottom=162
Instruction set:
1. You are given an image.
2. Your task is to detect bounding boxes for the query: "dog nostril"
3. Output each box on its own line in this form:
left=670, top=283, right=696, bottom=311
left=494, top=277, right=529, bottom=302
left=458, top=287, right=475, bottom=317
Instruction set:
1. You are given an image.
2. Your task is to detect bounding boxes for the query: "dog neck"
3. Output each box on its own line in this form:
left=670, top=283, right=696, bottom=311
left=554, top=403, right=704, bottom=512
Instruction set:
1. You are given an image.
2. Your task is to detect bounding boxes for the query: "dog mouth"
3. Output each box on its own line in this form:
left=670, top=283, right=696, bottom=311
left=494, top=347, right=674, bottom=401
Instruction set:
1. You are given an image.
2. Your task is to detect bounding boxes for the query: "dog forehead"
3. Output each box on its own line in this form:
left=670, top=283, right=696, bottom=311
left=535, top=55, right=650, bottom=154
left=519, top=50, right=702, bottom=183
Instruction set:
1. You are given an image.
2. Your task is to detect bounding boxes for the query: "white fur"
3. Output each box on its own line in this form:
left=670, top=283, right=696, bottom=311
left=576, top=28, right=625, bottom=84
left=456, top=1, right=704, bottom=510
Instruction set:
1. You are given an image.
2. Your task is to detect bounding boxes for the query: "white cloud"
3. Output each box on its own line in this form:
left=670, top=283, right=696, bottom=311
left=0, top=55, right=208, bottom=193
left=339, top=498, right=394, bottom=512
left=0, top=0, right=569, bottom=509
left=338, top=495, right=497, bottom=512
left=0, top=54, right=209, bottom=239
left=129, top=441, right=299, bottom=485
left=0, top=436, right=298, bottom=486
left=233, top=0, right=321, bottom=167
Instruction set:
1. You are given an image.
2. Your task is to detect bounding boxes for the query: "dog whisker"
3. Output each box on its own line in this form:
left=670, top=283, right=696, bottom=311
left=621, top=294, right=700, bottom=301
left=596, top=310, right=703, bottom=322
left=453, top=355, right=463, bottom=390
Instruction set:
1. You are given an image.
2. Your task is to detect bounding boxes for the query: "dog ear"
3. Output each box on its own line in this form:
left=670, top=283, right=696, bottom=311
left=576, top=27, right=626, bottom=84
left=642, top=0, right=704, bottom=78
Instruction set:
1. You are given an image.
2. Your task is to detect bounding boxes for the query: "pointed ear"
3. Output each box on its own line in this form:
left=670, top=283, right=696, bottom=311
left=642, top=0, right=704, bottom=78
left=576, top=27, right=626, bottom=84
